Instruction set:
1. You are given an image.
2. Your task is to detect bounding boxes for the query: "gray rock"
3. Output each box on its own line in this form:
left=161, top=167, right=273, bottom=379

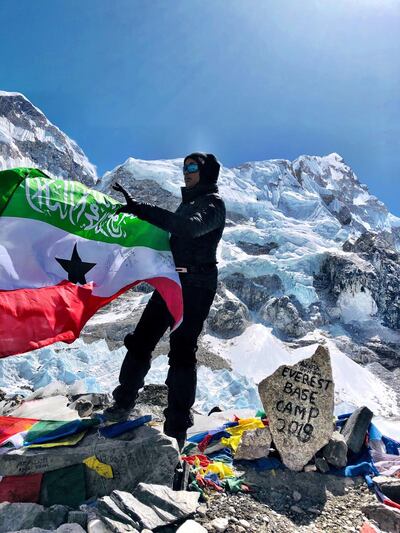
left=303, top=464, right=317, bottom=472
left=0, top=425, right=178, bottom=500
left=372, top=476, right=400, bottom=504
left=290, top=505, right=304, bottom=514
left=87, top=518, right=110, bottom=533
left=56, top=527, right=87, bottom=533
left=260, top=296, right=308, bottom=338
left=107, top=485, right=200, bottom=530
left=34, top=505, right=69, bottom=530
left=207, top=287, right=250, bottom=339
left=210, top=517, right=229, bottom=531
left=67, top=511, right=88, bottom=528
left=292, top=490, right=302, bottom=502
left=97, top=496, right=140, bottom=528
left=258, top=345, right=334, bottom=471
left=177, top=520, right=208, bottom=532
left=341, top=406, right=373, bottom=453
left=0, top=502, right=43, bottom=533
left=222, top=272, right=283, bottom=311
left=132, top=483, right=200, bottom=521
left=0, top=502, right=70, bottom=533
left=362, top=502, right=400, bottom=533
left=134, top=384, right=168, bottom=422
left=236, top=240, right=278, bottom=256
left=315, top=457, right=330, bottom=473
left=100, top=515, right=138, bottom=532
left=110, top=490, right=169, bottom=530
left=322, top=431, right=348, bottom=468
left=13, top=527, right=86, bottom=533
left=69, top=393, right=111, bottom=409
left=69, top=398, right=94, bottom=417
left=234, top=427, right=272, bottom=460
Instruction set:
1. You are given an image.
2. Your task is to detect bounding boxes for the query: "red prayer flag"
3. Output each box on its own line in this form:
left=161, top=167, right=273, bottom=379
left=0, top=473, right=43, bottom=503
left=0, top=416, right=39, bottom=445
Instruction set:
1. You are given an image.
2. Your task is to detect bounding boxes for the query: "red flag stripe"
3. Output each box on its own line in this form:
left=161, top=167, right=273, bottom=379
left=0, top=277, right=182, bottom=357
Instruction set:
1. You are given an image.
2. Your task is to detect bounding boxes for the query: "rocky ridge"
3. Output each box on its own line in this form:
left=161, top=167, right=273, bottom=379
left=0, top=91, right=97, bottom=187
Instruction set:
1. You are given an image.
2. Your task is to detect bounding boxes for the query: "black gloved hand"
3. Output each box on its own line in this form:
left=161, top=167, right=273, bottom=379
left=112, top=182, right=141, bottom=215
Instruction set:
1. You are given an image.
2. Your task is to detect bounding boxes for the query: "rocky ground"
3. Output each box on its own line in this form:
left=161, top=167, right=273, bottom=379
left=1, top=387, right=398, bottom=533
left=187, top=480, right=375, bottom=533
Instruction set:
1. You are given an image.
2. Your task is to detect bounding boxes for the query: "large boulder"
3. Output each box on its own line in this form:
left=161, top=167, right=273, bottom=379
left=258, top=345, right=335, bottom=471
left=235, top=427, right=272, bottom=460
left=0, top=425, right=178, bottom=503
left=260, top=296, right=308, bottom=338
left=0, top=502, right=74, bottom=533
left=95, top=485, right=200, bottom=531
left=322, top=431, right=348, bottom=468
left=207, top=285, right=250, bottom=338
left=222, top=272, right=283, bottom=311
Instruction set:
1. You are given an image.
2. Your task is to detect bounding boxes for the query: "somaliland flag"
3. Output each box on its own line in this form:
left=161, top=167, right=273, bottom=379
left=0, top=167, right=183, bottom=357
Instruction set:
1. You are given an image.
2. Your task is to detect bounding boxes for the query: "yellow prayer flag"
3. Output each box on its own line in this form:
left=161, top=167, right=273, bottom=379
left=83, top=455, right=113, bottom=479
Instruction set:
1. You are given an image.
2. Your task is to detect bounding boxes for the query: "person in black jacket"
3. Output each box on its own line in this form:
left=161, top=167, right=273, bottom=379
left=105, top=152, right=226, bottom=448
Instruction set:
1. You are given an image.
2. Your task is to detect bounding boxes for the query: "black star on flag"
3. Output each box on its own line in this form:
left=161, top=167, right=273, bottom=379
left=55, top=243, right=96, bottom=285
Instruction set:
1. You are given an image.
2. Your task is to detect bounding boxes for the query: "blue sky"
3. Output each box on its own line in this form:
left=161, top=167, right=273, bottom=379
left=1, top=0, right=399, bottom=214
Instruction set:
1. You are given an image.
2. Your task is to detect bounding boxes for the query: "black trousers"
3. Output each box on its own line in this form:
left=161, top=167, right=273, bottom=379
left=112, top=283, right=216, bottom=437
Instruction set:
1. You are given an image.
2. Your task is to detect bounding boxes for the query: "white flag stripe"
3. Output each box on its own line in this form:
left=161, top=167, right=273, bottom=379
left=0, top=216, right=180, bottom=297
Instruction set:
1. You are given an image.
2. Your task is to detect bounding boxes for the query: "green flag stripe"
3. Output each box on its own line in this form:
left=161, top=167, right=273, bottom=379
left=1, top=168, right=170, bottom=251
left=0, top=168, right=49, bottom=217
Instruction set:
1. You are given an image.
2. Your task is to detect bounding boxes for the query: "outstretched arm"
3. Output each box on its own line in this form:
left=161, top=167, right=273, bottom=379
left=113, top=182, right=225, bottom=238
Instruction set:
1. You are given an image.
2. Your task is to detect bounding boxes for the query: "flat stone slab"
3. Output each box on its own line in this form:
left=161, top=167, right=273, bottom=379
left=97, top=485, right=200, bottom=531
left=132, top=483, right=200, bottom=520
left=0, top=425, right=178, bottom=500
left=258, top=345, right=334, bottom=471
left=235, top=427, right=272, bottom=460
left=110, top=490, right=169, bottom=530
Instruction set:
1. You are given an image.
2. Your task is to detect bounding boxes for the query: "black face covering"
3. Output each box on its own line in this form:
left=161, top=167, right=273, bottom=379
left=184, top=152, right=221, bottom=184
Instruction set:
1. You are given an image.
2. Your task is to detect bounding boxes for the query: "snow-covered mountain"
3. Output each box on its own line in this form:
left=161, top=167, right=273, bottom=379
left=100, top=156, right=400, bottom=336
left=0, top=91, right=399, bottom=420
left=96, top=157, right=400, bottom=410
left=0, top=91, right=97, bottom=186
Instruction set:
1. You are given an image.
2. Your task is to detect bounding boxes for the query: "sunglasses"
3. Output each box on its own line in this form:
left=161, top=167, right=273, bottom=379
left=183, top=163, right=199, bottom=174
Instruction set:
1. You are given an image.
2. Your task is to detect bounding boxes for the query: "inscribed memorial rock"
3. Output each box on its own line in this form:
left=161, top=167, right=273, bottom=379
left=258, top=345, right=334, bottom=471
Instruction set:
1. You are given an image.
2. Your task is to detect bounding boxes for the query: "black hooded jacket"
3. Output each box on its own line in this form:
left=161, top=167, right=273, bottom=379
left=131, top=182, right=226, bottom=290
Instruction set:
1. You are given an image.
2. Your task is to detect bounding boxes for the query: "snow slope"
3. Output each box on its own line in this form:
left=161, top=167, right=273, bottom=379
left=0, top=329, right=397, bottom=418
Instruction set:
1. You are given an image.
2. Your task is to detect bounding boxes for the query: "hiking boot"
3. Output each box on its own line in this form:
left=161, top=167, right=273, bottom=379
left=102, top=402, right=134, bottom=422
left=173, top=459, right=190, bottom=491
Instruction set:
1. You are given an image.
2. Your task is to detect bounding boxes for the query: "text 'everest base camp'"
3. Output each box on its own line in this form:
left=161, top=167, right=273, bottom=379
left=0, top=91, right=399, bottom=533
